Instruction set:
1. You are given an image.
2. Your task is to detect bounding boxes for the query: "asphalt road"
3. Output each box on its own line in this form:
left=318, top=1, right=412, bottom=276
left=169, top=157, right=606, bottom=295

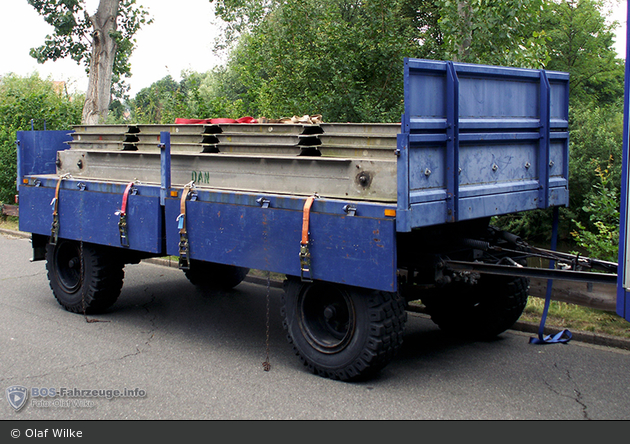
left=1, top=233, right=630, bottom=420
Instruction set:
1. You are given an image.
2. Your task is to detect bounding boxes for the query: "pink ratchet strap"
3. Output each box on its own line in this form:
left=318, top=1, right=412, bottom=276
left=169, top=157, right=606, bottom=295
left=116, top=182, right=136, bottom=247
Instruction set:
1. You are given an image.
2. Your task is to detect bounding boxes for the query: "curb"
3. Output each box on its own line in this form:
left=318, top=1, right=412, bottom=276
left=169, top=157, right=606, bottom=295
left=4, top=229, right=629, bottom=351
left=510, top=319, right=630, bottom=351
left=0, top=227, right=30, bottom=239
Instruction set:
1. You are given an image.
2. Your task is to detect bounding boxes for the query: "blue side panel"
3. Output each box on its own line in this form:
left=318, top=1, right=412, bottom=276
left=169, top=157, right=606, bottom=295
left=18, top=186, right=55, bottom=235
left=19, top=179, right=163, bottom=254
left=164, top=192, right=397, bottom=292
left=397, top=58, right=570, bottom=232
left=16, top=131, right=73, bottom=187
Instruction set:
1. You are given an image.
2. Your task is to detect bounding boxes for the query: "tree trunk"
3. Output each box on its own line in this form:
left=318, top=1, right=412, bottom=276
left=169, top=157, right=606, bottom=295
left=455, top=1, right=473, bottom=62
left=82, top=0, right=120, bottom=125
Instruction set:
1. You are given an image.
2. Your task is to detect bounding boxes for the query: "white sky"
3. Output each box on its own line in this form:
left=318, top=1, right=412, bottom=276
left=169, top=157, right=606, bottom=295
left=0, top=0, right=628, bottom=98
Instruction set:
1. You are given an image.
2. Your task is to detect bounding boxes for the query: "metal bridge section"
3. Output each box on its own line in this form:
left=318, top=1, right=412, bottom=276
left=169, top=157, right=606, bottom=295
left=57, top=123, right=400, bottom=202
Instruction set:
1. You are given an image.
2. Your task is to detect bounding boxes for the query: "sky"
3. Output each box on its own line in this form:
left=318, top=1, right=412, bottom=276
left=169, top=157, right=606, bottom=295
left=0, top=0, right=628, bottom=98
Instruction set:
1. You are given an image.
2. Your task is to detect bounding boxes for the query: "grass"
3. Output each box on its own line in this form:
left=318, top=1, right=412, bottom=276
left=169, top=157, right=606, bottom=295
left=0, top=216, right=19, bottom=231
left=520, top=297, right=630, bottom=340
left=2, top=215, right=628, bottom=340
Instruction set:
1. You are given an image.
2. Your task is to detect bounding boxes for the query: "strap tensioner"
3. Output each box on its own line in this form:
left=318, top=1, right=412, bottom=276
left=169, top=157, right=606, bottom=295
left=299, top=194, right=318, bottom=282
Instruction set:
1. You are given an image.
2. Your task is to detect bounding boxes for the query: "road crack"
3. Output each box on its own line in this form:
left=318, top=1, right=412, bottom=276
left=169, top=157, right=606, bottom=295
left=542, top=363, right=590, bottom=420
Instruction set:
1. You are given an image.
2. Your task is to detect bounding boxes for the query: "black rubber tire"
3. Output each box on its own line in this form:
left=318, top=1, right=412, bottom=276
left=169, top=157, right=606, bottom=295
left=45, top=240, right=124, bottom=314
left=422, top=275, right=529, bottom=339
left=184, top=259, right=250, bottom=291
left=282, top=278, right=407, bottom=381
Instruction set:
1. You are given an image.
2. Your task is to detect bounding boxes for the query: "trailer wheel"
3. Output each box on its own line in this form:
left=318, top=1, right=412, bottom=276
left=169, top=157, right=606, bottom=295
left=282, top=279, right=406, bottom=381
left=422, top=275, right=529, bottom=339
left=184, top=260, right=250, bottom=290
left=46, top=240, right=124, bottom=314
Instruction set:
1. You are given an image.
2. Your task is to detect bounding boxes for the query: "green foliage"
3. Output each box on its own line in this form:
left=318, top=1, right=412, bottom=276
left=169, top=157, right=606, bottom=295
left=0, top=74, right=83, bottom=203
left=542, top=0, right=624, bottom=105
left=210, top=0, right=279, bottom=50
left=27, top=0, right=90, bottom=65
left=129, top=75, right=184, bottom=123
left=127, top=71, right=249, bottom=124
left=570, top=157, right=620, bottom=261
left=568, top=101, right=623, bottom=215
left=211, top=0, right=442, bottom=122
left=437, top=0, right=550, bottom=68
left=492, top=208, right=559, bottom=245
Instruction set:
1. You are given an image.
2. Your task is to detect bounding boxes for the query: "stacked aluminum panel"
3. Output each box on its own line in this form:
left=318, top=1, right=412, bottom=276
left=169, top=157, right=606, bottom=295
left=57, top=123, right=400, bottom=202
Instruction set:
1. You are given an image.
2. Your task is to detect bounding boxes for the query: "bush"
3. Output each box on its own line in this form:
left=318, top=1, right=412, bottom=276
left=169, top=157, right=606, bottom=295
left=570, top=157, right=620, bottom=262
left=0, top=73, right=83, bottom=203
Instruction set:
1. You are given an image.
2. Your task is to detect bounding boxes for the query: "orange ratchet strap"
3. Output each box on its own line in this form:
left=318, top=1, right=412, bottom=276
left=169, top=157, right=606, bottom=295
left=299, top=194, right=317, bottom=282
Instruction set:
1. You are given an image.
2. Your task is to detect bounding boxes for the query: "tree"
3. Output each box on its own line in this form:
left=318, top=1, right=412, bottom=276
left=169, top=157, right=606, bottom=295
left=210, top=0, right=443, bottom=122
left=437, top=0, right=550, bottom=68
left=28, top=0, right=152, bottom=124
left=542, top=0, right=624, bottom=105
left=210, top=0, right=279, bottom=51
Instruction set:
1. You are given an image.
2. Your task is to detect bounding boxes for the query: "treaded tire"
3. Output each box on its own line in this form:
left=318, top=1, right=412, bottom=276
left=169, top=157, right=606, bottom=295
left=46, top=240, right=124, bottom=314
left=184, top=260, right=249, bottom=291
left=282, top=278, right=407, bottom=381
left=422, top=275, right=529, bottom=339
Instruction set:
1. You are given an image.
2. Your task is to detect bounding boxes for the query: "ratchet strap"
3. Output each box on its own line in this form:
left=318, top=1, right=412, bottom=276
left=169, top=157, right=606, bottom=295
left=115, top=182, right=136, bottom=247
left=299, top=195, right=317, bottom=282
left=176, top=182, right=196, bottom=271
left=530, top=207, right=572, bottom=345
left=50, top=174, right=70, bottom=245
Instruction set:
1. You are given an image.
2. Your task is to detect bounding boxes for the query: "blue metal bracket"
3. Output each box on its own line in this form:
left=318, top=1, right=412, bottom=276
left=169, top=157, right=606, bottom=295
left=159, top=131, right=171, bottom=206
left=257, top=197, right=271, bottom=208
left=445, top=62, right=460, bottom=222
left=538, top=70, right=551, bottom=209
left=396, top=119, right=411, bottom=232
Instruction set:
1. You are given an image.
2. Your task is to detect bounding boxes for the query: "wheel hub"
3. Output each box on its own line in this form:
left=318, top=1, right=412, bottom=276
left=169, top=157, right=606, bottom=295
left=55, top=242, right=82, bottom=294
left=324, top=305, right=336, bottom=320
left=298, top=284, right=356, bottom=354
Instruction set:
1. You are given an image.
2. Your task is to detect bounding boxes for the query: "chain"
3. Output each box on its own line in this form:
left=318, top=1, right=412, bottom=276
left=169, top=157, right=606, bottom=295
left=262, top=271, right=271, bottom=372
left=80, top=240, right=90, bottom=323
left=79, top=241, right=108, bottom=324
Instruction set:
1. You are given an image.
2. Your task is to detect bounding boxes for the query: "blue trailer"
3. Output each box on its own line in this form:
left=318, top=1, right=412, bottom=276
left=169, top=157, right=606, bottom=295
left=18, top=58, right=616, bottom=381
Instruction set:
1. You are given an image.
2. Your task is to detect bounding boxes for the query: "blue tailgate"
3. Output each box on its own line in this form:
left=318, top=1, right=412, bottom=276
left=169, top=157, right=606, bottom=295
left=396, top=58, right=570, bottom=232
